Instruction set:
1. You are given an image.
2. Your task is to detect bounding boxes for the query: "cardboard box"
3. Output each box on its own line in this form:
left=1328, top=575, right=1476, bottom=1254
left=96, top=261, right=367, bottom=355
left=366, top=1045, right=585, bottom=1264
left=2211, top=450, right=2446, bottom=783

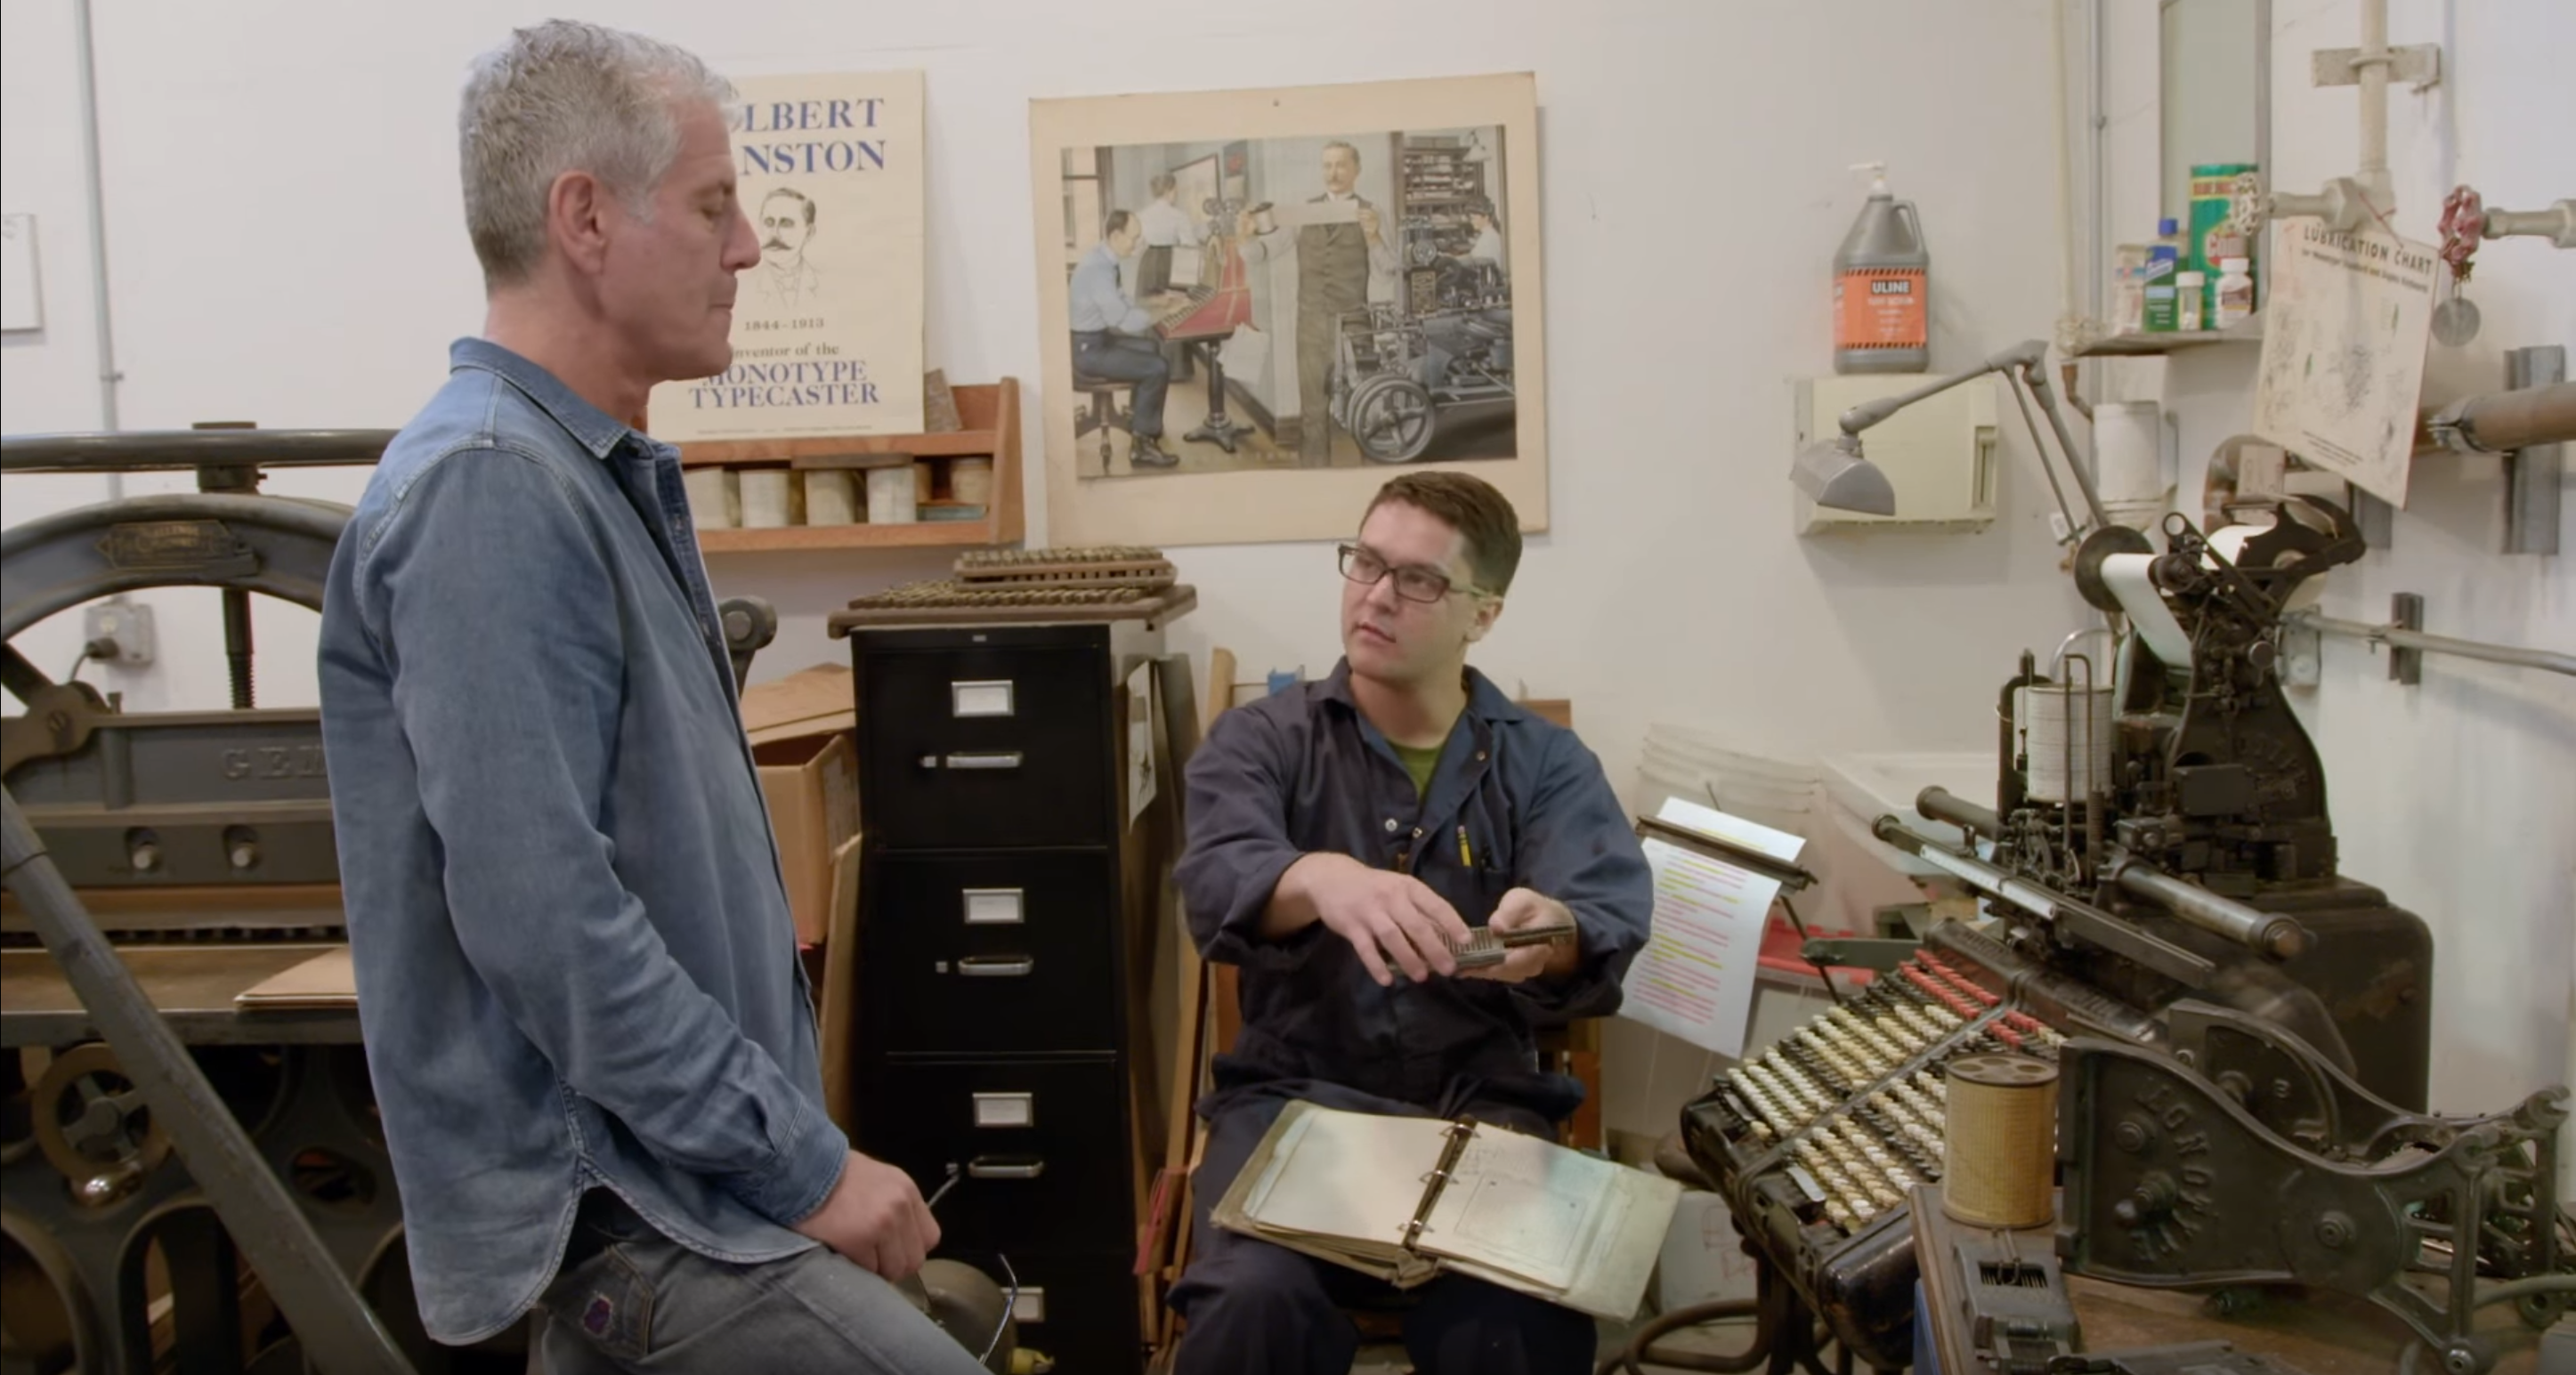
left=755, top=731, right=859, bottom=946
left=741, top=663, right=856, bottom=748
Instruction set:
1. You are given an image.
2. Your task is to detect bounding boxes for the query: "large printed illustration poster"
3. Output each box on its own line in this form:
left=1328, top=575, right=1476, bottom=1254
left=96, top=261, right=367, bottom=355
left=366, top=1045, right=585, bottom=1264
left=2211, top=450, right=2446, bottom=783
left=649, top=69, right=927, bottom=441
left=1031, top=73, right=1549, bottom=546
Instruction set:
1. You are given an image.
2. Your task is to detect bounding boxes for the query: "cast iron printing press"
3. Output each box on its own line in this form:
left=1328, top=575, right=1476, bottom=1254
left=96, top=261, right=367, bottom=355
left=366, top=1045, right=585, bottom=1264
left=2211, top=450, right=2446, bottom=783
left=1675, top=500, right=2571, bottom=1374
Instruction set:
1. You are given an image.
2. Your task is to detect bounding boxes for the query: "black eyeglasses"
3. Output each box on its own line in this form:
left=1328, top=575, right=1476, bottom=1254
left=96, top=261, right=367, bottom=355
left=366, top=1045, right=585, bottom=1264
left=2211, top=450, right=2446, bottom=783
left=1339, top=543, right=1483, bottom=603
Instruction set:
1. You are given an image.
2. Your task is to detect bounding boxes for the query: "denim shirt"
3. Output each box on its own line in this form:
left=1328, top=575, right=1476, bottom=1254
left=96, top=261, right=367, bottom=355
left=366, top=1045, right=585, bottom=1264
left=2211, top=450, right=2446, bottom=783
left=1175, top=660, right=1654, bottom=1119
left=316, top=339, right=845, bottom=1344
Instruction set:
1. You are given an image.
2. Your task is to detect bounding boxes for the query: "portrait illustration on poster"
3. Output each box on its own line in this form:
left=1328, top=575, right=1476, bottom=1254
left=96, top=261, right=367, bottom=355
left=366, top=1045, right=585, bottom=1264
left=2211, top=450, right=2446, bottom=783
left=648, top=69, right=927, bottom=441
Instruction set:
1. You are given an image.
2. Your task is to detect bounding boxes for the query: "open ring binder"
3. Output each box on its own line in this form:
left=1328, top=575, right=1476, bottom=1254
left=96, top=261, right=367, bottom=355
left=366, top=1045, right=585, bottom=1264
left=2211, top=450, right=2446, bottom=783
left=1209, top=1100, right=1682, bottom=1322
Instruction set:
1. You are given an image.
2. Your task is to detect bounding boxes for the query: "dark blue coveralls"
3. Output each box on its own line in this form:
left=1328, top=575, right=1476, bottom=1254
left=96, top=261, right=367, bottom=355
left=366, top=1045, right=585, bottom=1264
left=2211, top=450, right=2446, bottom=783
left=1168, top=660, right=1655, bottom=1374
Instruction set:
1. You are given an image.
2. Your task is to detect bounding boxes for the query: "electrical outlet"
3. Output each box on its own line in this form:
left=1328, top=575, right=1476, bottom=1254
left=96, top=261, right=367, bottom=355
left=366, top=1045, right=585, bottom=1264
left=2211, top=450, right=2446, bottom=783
left=83, top=600, right=155, bottom=668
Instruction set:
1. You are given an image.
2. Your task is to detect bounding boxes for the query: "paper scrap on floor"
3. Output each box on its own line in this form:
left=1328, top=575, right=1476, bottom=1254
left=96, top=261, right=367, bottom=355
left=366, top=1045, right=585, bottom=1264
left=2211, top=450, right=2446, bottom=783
left=1616, top=796, right=1802, bottom=1058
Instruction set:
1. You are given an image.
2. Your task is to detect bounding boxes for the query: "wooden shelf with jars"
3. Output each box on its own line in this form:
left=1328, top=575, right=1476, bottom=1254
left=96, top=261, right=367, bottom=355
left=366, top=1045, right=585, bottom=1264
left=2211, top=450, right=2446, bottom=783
left=676, top=377, right=1024, bottom=554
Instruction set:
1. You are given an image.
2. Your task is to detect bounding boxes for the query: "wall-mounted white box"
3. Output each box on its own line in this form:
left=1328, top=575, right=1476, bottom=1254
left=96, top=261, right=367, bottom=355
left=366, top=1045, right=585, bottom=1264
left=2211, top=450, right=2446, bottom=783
left=1791, top=374, right=1999, bottom=534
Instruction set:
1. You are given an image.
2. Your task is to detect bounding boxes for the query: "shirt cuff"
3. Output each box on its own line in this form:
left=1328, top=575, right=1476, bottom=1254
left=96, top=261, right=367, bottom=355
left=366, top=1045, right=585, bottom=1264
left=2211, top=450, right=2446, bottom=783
left=1209, top=849, right=1328, bottom=973
left=745, top=1095, right=851, bottom=1227
left=1509, top=911, right=1625, bottom=1020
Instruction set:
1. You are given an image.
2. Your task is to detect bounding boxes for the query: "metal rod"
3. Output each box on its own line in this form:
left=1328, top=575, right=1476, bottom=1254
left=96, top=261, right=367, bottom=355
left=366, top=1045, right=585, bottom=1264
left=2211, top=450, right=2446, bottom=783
left=1, top=428, right=398, bottom=473
left=2503, top=347, right=2564, bottom=557
left=1637, top=815, right=1819, bottom=892
left=2254, top=0, right=2272, bottom=311
left=72, top=0, right=119, bottom=434
left=2356, top=0, right=2390, bottom=208
left=0, top=789, right=417, bottom=1375
left=2002, top=364, right=2082, bottom=538
left=2479, top=200, right=2576, bottom=247
left=2110, top=861, right=2308, bottom=958
left=2284, top=610, right=2576, bottom=678
left=1915, top=786, right=2003, bottom=841
left=2019, top=363, right=2112, bottom=529
left=1871, top=815, right=2216, bottom=985
left=222, top=588, right=255, bottom=709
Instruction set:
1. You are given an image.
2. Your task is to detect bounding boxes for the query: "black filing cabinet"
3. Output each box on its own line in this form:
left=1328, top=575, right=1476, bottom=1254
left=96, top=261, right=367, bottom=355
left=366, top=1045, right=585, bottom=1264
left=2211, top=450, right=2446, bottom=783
left=846, top=617, right=1171, bottom=1374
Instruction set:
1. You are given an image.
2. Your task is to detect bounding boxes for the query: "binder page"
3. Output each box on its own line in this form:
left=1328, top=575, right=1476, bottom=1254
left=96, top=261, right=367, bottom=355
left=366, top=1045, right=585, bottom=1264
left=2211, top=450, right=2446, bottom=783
left=1240, top=1105, right=1456, bottom=1250
left=1414, top=1126, right=1616, bottom=1292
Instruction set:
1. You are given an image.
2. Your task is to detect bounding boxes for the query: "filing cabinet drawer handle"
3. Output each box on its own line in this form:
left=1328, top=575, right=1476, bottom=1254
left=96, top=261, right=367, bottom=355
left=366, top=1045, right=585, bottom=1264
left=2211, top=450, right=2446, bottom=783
left=967, top=1156, right=1046, bottom=1181
left=957, top=956, right=1035, bottom=978
left=919, top=750, right=1025, bottom=771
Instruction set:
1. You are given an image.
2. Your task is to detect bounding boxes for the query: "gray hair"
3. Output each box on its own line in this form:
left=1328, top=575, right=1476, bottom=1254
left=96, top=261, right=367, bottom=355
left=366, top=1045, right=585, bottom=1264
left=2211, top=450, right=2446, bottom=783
left=458, top=20, right=735, bottom=287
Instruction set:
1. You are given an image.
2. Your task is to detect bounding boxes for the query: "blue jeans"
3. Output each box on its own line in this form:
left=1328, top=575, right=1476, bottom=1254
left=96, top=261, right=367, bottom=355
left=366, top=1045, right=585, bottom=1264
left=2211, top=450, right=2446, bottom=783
left=1072, top=331, right=1169, bottom=438
left=535, top=1190, right=995, bottom=1374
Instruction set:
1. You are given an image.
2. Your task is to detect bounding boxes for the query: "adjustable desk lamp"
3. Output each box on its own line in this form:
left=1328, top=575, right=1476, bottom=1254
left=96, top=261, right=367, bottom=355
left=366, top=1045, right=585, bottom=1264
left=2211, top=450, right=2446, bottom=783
left=1790, top=339, right=2112, bottom=535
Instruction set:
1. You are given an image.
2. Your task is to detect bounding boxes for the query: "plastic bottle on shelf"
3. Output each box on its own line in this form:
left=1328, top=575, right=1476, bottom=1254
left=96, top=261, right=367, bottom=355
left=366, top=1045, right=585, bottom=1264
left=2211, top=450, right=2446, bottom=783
left=1833, top=162, right=1930, bottom=374
left=2142, top=219, right=2183, bottom=333
left=2175, top=271, right=2206, bottom=333
left=2214, top=256, right=2256, bottom=329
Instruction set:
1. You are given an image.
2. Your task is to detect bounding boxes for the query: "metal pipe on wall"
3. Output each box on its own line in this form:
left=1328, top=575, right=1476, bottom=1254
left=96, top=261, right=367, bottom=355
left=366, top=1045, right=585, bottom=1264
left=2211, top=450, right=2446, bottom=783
left=2355, top=0, right=2391, bottom=208
left=71, top=0, right=121, bottom=443
left=2287, top=611, right=2576, bottom=678
left=2418, top=380, right=2576, bottom=457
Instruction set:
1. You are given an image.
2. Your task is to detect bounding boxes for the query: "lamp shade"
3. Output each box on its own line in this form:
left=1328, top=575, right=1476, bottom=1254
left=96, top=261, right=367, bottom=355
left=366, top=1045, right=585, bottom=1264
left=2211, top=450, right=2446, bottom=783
left=1790, top=435, right=1896, bottom=516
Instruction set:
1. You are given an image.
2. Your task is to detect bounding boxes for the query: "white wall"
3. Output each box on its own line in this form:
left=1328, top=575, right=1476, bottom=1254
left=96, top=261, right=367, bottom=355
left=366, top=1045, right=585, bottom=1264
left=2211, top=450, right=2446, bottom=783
left=3, top=1, right=2563, bottom=1151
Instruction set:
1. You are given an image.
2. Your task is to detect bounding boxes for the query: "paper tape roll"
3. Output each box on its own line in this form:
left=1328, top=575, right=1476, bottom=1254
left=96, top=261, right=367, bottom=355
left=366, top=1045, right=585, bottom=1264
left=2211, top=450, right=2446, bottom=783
left=2100, top=553, right=2193, bottom=668
left=1941, top=1053, right=2058, bottom=1228
left=740, top=470, right=793, bottom=528
left=866, top=465, right=917, bottom=524
left=803, top=471, right=859, bottom=526
left=682, top=467, right=739, bottom=529
left=2015, top=683, right=2114, bottom=803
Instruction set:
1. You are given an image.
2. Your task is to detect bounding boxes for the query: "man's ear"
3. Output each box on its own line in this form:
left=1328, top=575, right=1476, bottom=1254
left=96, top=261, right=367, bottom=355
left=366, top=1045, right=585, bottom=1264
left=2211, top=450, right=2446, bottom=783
left=548, top=170, right=615, bottom=278
left=1465, top=595, right=1504, bottom=643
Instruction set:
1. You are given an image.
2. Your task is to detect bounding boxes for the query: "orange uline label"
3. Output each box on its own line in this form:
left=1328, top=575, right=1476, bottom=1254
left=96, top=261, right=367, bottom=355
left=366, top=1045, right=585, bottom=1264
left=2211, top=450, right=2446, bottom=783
left=1835, top=268, right=1927, bottom=348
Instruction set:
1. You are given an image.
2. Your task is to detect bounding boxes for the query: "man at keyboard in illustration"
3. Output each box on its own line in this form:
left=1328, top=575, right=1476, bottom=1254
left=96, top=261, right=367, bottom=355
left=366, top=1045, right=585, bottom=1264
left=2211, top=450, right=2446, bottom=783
left=1170, top=472, right=1654, bottom=1374
left=1070, top=209, right=1191, bottom=469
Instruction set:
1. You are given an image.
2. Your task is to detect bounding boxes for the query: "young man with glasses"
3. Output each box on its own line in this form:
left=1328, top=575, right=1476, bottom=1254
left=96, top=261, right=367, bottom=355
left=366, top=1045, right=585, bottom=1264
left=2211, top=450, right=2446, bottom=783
left=1165, top=472, right=1652, bottom=1375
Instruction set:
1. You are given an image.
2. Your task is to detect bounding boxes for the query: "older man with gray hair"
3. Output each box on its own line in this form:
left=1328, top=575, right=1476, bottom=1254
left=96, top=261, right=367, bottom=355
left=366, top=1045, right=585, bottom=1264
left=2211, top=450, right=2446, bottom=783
left=316, top=20, right=985, bottom=1374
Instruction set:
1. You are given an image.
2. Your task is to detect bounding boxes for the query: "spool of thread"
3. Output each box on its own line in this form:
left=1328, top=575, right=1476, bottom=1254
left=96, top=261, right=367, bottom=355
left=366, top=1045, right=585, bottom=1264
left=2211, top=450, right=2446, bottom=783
left=741, top=470, right=794, bottom=528
left=2015, top=682, right=2114, bottom=804
left=1940, top=1053, right=2059, bottom=1228
left=951, top=457, right=993, bottom=506
left=866, top=465, right=917, bottom=524
left=803, top=471, right=859, bottom=525
left=682, top=467, right=740, bottom=529
left=913, top=461, right=935, bottom=504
